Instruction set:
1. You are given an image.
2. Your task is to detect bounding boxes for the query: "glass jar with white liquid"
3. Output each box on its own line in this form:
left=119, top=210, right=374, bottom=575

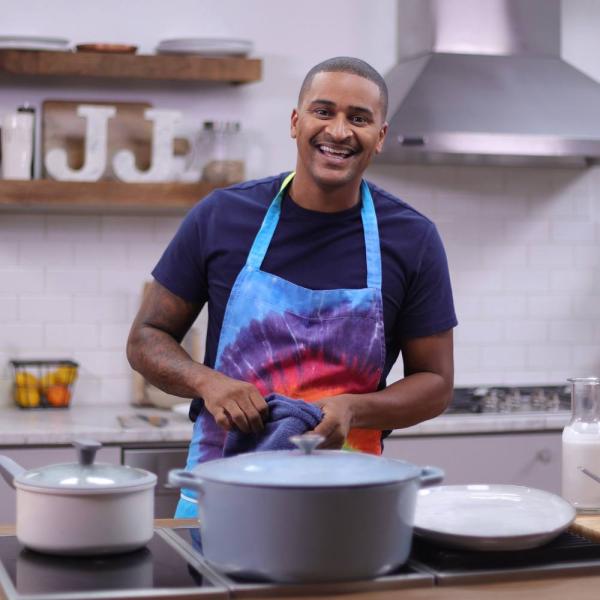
left=562, top=377, right=600, bottom=512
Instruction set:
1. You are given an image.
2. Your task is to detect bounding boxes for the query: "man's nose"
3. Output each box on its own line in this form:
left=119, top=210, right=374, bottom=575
left=325, top=114, right=351, bottom=140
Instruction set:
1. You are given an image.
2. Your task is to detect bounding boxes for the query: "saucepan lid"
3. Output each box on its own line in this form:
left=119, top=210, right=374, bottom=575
left=11, top=439, right=156, bottom=495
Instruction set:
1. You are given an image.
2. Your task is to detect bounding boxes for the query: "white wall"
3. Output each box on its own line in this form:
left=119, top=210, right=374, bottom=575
left=1, top=0, right=600, bottom=406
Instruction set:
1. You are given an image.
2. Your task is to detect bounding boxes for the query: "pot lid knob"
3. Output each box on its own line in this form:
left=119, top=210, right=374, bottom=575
left=73, top=439, right=102, bottom=466
left=290, top=433, right=324, bottom=455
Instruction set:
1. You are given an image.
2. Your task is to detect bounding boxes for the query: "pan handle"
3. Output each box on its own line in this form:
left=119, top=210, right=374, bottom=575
left=168, top=469, right=205, bottom=496
left=418, top=466, right=444, bottom=487
left=0, top=456, right=26, bottom=489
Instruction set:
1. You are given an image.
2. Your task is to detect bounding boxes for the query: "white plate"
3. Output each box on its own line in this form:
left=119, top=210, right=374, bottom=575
left=171, top=402, right=191, bottom=417
left=0, top=35, right=70, bottom=51
left=414, top=484, right=576, bottom=551
left=156, top=38, right=252, bottom=57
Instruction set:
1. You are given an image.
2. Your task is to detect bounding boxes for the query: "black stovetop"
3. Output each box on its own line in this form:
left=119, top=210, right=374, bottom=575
left=0, top=531, right=225, bottom=600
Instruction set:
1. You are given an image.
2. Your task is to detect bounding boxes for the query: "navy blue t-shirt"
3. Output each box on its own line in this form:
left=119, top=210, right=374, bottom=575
left=152, top=173, right=457, bottom=419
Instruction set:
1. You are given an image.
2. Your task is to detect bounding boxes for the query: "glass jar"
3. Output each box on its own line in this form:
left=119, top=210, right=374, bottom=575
left=561, top=377, right=600, bottom=512
left=194, top=120, right=245, bottom=185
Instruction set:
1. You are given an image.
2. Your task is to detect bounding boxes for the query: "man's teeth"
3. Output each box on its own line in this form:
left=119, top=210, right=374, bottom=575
left=319, top=145, right=352, bottom=157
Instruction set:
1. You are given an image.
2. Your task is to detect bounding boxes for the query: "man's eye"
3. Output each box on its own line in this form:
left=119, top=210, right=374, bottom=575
left=314, top=108, right=330, bottom=117
left=351, top=115, right=367, bottom=124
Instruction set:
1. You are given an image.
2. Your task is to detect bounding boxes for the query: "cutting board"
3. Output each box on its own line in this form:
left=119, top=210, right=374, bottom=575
left=571, top=515, right=600, bottom=543
left=42, top=100, right=189, bottom=180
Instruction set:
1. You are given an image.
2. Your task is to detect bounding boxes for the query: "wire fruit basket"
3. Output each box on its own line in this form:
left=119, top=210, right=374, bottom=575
left=10, top=359, right=78, bottom=409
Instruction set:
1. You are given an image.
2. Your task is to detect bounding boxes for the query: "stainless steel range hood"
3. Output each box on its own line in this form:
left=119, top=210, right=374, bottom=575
left=378, top=0, right=600, bottom=166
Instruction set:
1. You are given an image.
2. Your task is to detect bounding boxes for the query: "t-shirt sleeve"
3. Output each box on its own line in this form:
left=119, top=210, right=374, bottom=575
left=151, top=205, right=208, bottom=305
left=396, top=224, right=457, bottom=339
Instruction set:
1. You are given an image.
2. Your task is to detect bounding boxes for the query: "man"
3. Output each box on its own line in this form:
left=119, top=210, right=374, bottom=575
left=127, top=57, right=457, bottom=518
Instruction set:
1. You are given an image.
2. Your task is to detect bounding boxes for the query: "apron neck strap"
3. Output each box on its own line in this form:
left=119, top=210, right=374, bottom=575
left=246, top=172, right=382, bottom=290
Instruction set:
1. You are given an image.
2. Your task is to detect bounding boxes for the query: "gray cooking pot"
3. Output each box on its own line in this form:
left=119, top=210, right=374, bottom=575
left=169, top=434, right=443, bottom=583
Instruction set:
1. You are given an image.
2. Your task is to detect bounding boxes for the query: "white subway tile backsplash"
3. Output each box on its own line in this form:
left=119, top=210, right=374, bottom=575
left=551, top=220, right=596, bottom=243
left=100, top=269, right=147, bottom=295
left=573, top=245, right=600, bottom=268
left=550, top=320, right=597, bottom=344
left=550, top=269, right=593, bottom=293
left=571, top=346, right=600, bottom=374
left=73, top=296, right=129, bottom=323
left=481, top=346, right=527, bottom=369
left=572, top=296, right=600, bottom=318
left=0, top=215, right=45, bottom=241
left=127, top=243, right=164, bottom=270
left=526, top=345, right=571, bottom=369
left=46, top=215, right=101, bottom=242
left=45, top=323, right=99, bottom=350
left=528, top=245, right=573, bottom=267
left=2, top=324, right=45, bottom=350
left=527, top=295, right=571, bottom=318
left=505, top=320, right=548, bottom=343
left=19, top=242, right=74, bottom=267
left=77, top=349, right=130, bottom=377
left=0, top=267, right=44, bottom=293
left=481, top=296, right=527, bottom=318
left=155, top=216, right=185, bottom=244
left=481, top=244, right=528, bottom=267
left=0, top=296, right=18, bottom=322
left=74, top=241, right=128, bottom=267
left=503, top=269, right=549, bottom=293
left=452, top=269, right=504, bottom=293
left=454, top=320, right=504, bottom=344
left=99, top=323, right=130, bottom=350
left=19, top=295, right=73, bottom=323
left=101, top=216, right=157, bottom=242
left=100, top=376, right=134, bottom=404
left=46, top=268, right=100, bottom=294
left=0, top=242, right=18, bottom=265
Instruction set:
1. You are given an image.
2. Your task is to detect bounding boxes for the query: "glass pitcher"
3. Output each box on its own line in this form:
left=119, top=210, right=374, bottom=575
left=562, top=377, right=600, bottom=512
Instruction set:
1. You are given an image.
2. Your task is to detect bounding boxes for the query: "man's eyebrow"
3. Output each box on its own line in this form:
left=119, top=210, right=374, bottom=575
left=308, top=99, right=375, bottom=117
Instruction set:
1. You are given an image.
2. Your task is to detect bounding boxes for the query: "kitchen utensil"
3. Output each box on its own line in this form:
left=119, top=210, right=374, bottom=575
left=0, top=439, right=156, bottom=555
left=580, top=466, right=600, bottom=485
left=136, top=414, right=168, bottom=428
left=414, top=484, right=576, bottom=551
left=171, top=402, right=190, bottom=417
left=562, top=377, right=600, bottom=512
left=76, top=43, right=138, bottom=54
left=169, top=433, right=443, bottom=583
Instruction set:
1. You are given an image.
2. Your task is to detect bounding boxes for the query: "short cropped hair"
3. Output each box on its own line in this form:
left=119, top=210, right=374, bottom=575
left=298, top=56, right=388, bottom=120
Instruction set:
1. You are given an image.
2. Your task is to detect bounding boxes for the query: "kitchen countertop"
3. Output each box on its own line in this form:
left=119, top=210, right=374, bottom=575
left=0, top=518, right=599, bottom=600
left=0, top=404, right=569, bottom=447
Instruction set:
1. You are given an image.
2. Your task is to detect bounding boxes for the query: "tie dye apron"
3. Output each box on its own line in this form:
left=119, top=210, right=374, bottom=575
left=175, top=172, right=386, bottom=517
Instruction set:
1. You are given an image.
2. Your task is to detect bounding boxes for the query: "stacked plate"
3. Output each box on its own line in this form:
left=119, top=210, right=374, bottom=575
left=156, top=38, right=252, bottom=57
left=0, top=35, right=70, bottom=51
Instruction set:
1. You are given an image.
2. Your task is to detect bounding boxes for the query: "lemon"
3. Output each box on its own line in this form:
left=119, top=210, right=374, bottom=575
left=15, top=371, right=39, bottom=388
left=54, top=365, right=77, bottom=385
left=15, top=386, right=40, bottom=408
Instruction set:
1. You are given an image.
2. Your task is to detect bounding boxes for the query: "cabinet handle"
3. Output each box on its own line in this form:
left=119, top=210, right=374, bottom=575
left=536, top=449, right=552, bottom=464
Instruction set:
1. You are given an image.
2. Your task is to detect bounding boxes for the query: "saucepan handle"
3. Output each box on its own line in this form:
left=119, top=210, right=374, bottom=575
left=418, top=465, right=444, bottom=487
left=168, top=469, right=205, bottom=496
left=0, top=456, right=26, bottom=489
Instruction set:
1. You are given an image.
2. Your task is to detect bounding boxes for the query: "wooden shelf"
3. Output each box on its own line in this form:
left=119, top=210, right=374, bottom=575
left=0, top=50, right=261, bottom=83
left=0, top=179, right=224, bottom=213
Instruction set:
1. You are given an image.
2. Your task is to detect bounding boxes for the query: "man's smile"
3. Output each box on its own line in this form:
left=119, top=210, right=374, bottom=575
left=314, top=141, right=358, bottom=161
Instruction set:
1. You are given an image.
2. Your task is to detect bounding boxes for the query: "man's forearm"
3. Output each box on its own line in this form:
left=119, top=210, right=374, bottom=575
left=127, top=325, right=211, bottom=399
left=346, top=372, right=453, bottom=431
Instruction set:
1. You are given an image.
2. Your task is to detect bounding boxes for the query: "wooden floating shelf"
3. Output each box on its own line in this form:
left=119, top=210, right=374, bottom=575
left=0, top=49, right=262, bottom=83
left=0, top=179, right=226, bottom=213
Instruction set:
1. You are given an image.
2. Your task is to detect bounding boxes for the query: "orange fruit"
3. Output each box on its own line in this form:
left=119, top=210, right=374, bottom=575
left=46, top=384, right=71, bottom=407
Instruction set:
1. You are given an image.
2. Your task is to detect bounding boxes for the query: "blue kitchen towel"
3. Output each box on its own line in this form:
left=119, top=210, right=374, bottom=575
left=223, top=393, right=323, bottom=457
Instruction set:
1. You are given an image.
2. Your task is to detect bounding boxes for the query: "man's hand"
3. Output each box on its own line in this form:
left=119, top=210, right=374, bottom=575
left=200, top=371, right=269, bottom=434
left=311, top=395, right=354, bottom=449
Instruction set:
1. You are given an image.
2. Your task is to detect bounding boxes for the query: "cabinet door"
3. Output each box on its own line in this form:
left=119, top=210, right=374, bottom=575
left=0, top=446, right=120, bottom=525
left=383, top=432, right=561, bottom=494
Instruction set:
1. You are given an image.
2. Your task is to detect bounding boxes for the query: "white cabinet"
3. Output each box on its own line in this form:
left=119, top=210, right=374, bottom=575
left=383, top=431, right=562, bottom=494
left=0, top=446, right=120, bottom=525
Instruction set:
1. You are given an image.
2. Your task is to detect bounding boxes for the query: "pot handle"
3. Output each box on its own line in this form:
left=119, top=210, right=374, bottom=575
left=418, top=465, right=444, bottom=488
left=0, top=456, right=26, bottom=489
left=168, top=469, right=205, bottom=496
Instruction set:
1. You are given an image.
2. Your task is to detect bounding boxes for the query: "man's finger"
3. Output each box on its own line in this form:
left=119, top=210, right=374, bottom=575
left=238, top=395, right=265, bottom=434
left=225, top=402, right=251, bottom=433
left=214, top=408, right=232, bottom=431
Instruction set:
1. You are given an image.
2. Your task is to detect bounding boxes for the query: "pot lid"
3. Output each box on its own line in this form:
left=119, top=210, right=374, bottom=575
left=14, top=439, right=156, bottom=494
left=194, top=434, right=422, bottom=488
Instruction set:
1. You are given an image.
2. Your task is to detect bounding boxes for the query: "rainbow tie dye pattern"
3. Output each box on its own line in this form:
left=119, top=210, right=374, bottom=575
left=176, top=173, right=386, bottom=513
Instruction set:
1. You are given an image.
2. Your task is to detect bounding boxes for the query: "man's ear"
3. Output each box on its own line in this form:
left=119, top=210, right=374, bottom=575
left=375, top=122, right=389, bottom=154
left=290, top=108, right=298, bottom=139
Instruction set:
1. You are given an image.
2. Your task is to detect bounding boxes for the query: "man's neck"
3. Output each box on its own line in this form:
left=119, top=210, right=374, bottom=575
left=289, top=170, right=361, bottom=213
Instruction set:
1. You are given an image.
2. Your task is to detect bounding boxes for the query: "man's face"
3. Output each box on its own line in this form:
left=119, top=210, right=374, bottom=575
left=291, top=71, right=388, bottom=190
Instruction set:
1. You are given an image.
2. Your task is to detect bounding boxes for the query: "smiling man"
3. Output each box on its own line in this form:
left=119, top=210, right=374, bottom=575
left=127, top=57, right=457, bottom=518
